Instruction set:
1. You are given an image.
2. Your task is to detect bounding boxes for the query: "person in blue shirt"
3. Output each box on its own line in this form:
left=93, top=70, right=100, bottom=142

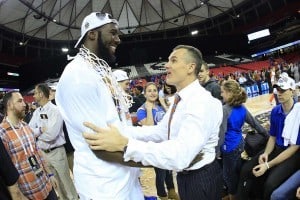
left=271, top=169, right=300, bottom=200
left=236, top=74, right=300, bottom=200
left=136, top=82, right=166, bottom=126
left=219, top=80, right=268, bottom=200
left=136, top=82, right=179, bottom=200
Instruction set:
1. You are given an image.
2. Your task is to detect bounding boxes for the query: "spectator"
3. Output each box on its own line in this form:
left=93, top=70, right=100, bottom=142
left=219, top=80, right=268, bottom=200
left=0, top=91, right=58, bottom=200
left=159, top=82, right=177, bottom=111
left=236, top=74, right=300, bottom=200
left=271, top=170, right=300, bottom=200
left=198, top=62, right=222, bottom=100
left=129, top=85, right=146, bottom=113
left=136, top=82, right=179, bottom=200
left=113, top=69, right=133, bottom=125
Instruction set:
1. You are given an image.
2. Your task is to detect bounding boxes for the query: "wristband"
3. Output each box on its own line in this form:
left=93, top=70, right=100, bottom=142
left=48, top=173, right=54, bottom=177
left=265, top=162, right=270, bottom=170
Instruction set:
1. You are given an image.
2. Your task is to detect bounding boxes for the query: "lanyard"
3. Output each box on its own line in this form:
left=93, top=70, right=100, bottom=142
left=6, top=118, right=34, bottom=155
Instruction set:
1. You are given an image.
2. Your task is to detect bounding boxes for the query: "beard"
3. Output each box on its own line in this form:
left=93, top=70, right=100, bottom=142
left=14, top=109, right=25, bottom=120
left=97, top=31, right=117, bottom=66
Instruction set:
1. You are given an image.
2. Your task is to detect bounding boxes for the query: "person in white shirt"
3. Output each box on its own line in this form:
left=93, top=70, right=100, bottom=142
left=55, top=12, right=143, bottom=200
left=83, top=45, right=224, bottom=200
left=112, top=69, right=133, bottom=126
left=29, top=84, right=78, bottom=200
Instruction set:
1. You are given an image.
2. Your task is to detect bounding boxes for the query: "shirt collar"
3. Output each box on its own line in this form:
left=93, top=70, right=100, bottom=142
left=276, top=103, right=296, bottom=115
left=177, top=80, right=202, bottom=102
left=39, top=101, right=52, bottom=111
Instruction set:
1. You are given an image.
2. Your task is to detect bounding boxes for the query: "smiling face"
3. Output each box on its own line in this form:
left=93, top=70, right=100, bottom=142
left=144, top=83, right=159, bottom=103
left=97, top=23, right=121, bottom=63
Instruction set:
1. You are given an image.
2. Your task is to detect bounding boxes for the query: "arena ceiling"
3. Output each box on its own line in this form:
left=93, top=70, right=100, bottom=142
left=0, top=0, right=247, bottom=41
left=0, top=0, right=298, bottom=55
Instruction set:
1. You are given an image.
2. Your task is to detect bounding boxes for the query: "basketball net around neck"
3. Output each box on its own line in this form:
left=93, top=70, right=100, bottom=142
left=78, top=45, right=133, bottom=120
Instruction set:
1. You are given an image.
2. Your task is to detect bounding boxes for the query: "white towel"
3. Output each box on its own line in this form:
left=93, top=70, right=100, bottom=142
left=282, top=102, right=300, bottom=146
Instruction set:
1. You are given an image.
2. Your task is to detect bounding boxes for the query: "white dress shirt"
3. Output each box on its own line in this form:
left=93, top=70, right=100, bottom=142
left=123, top=80, right=223, bottom=171
left=29, top=101, right=65, bottom=150
left=55, top=55, right=143, bottom=200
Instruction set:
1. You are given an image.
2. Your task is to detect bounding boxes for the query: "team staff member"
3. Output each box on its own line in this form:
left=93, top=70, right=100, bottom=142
left=29, top=84, right=78, bottom=200
left=0, top=91, right=58, bottom=200
left=83, top=45, right=223, bottom=200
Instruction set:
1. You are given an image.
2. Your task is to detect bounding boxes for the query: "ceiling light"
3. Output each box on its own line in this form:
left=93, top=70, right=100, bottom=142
left=53, top=19, right=57, bottom=22
left=61, top=47, right=69, bottom=53
left=7, top=72, right=19, bottom=77
left=19, top=40, right=28, bottom=46
left=191, top=30, right=199, bottom=35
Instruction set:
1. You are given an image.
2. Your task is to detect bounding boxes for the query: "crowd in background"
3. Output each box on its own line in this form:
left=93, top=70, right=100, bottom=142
left=0, top=52, right=299, bottom=200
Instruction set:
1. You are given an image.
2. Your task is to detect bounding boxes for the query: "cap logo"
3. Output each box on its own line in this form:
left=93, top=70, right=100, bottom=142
left=278, top=77, right=288, bottom=84
left=85, top=22, right=89, bottom=29
left=96, top=12, right=113, bottom=20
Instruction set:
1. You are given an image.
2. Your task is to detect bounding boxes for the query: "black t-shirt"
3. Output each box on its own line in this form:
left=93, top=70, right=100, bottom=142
left=0, top=139, right=19, bottom=200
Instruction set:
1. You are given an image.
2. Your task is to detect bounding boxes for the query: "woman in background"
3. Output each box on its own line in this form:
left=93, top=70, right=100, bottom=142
left=219, top=80, right=268, bottom=200
left=159, top=83, right=177, bottom=111
left=136, top=82, right=179, bottom=200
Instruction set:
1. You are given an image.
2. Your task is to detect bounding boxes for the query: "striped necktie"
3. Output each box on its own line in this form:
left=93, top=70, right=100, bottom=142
left=167, top=94, right=181, bottom=140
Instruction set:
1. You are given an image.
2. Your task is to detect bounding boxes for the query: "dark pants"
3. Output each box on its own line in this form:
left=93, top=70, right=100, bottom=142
left=257, top=81, right=262, bottom=95
left=223, top=141, right=244, bottom=194
left=177, top=159, right=222, bottom=200
left=154, top=168, right=175, bottom=197
left=45, top=188, right=58, bottom=200
left=236, top=146, right=300, bottom=200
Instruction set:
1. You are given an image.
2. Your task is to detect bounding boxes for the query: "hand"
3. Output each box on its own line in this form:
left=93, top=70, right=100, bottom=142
left=258, top=153, right=268, bottom=164
left=40, top=126, right=47, bottom=133
left=83, top=122, right=128, bottom=152
left=49, top=176, right=58, bottom=189
left=145, top=101, right=154, bottom=110
left=252, top=163, right=268, bottom=177
left=296, top=187, right=300, bottom=199
left=158, top=97, right=165, bottom=104
left=159, top=97, right=169, bottom=110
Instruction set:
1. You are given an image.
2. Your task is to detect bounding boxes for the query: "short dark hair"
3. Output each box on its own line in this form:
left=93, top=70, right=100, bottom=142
left=135, top=85, right=144, bottom=93
left=2, top=91, right=18, bottom=115
left=36, top=84, right=50, bottom=99
left=201, top=62, right=209, bottom=71
left=173, top=45, right=204, bottom=76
